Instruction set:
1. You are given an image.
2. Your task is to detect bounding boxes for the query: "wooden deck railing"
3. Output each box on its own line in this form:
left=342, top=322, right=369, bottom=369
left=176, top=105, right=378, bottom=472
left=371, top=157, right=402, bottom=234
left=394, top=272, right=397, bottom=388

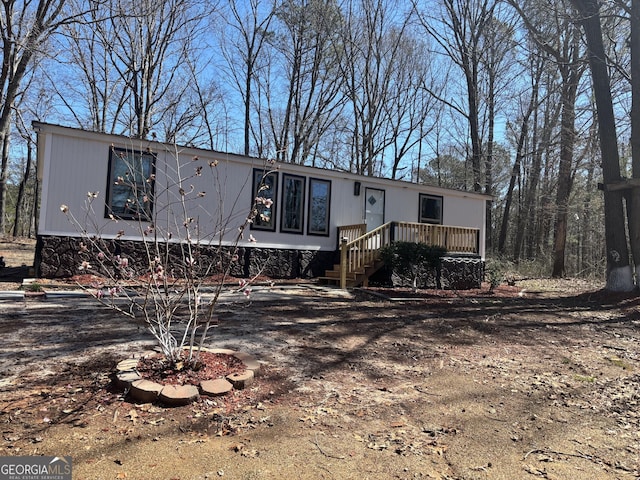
left=337, top=221, right=479, bottom=288
left=392, top=222, right=479, bottom=254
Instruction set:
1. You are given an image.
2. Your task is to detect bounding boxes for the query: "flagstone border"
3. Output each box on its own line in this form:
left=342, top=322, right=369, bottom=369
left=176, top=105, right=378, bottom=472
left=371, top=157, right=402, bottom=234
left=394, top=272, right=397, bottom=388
left=114, top=347, right=260, bottom=407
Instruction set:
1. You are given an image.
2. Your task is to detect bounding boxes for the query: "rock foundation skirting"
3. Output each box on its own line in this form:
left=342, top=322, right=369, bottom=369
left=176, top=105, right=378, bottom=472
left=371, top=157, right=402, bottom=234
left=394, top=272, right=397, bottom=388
left=36, top=235, right=483, bottom=289
left=372, top=256, right=484, bottom=290
left=35, top=235, right=337, bottom=279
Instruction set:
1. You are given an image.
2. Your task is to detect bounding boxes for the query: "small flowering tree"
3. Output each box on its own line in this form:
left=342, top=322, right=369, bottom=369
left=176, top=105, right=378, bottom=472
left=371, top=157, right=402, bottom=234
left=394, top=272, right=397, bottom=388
left=60, top=143, right=276, bottom=367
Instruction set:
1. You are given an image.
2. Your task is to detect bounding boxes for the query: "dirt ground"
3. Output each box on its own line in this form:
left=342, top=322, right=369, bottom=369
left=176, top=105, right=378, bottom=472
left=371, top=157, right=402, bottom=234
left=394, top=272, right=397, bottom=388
left=0, top=237, right=35, bottom=288
left=0, top=239, right=639, bottom=479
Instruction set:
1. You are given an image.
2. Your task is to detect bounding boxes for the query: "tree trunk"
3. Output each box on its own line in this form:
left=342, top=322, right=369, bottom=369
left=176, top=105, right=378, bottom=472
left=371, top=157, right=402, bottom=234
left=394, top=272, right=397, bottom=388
left=466, top=64, right=483, bottom=193
left=551, top=79, right=577, bottom=277
left=12, top=139, right=33, bottom=237
left=497, top=120, right=525, bottom=254
left=0, top=131, right=10, bottom=235
left=498, top=83, right=537, bottom=254
left=572, top=0, right=633, bottom=290
left=485, top=70, right=495, bottom=251
left=525, top=96, right=560, bottom=259
left=627, top=0, right=640, bottom=283
left=581, top=135, right=597, bottom=275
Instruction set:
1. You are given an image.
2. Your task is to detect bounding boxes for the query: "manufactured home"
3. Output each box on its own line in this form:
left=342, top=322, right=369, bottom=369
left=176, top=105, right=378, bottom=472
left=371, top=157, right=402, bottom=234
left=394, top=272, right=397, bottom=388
left=34, top=122, right=490, bottom=288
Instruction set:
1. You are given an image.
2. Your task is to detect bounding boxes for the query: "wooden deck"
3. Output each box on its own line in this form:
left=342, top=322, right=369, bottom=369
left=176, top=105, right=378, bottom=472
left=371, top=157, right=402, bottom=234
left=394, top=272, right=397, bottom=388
left=320, top=221, right=480, bottom=288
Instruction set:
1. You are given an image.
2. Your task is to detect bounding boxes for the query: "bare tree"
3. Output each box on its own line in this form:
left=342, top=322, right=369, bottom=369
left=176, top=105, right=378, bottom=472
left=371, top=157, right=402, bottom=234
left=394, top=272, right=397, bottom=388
left=178, top=54, right=230, bottom=150
left=0, top=0, right=78, bottom=234
left=338, top=0, right=419, bottom=176
left=384, top=36, right=440, bottom=179
left=217, top=0, right=276, bottom=156
left=52, top=0, right=215, bottom=145
left=497, top=56, right=544, bottom=254
left=11, top=110, right=37, bottom=237
left=417, top=0, right=497, bottom=192
left=609, top=0, right=640, bottom=287
left=569, top=0, right=633, bottom=290
left=101, top=0, right=206, bottom=140
left=54, top=0, right=125, bottom=133
left=626, top=0, right=640, bottom=285
left=479, top=10, right=518, bottom=250
left=521, top=68, right=562, bottom=261
left=508, top=0, right=587, bottom=277
left=265, top=0, right=345, bottom=165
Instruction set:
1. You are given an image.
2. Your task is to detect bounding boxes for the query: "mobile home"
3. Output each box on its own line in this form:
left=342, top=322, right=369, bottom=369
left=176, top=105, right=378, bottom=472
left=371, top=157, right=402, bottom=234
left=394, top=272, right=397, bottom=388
left=34, top=122, right=489, bottom=287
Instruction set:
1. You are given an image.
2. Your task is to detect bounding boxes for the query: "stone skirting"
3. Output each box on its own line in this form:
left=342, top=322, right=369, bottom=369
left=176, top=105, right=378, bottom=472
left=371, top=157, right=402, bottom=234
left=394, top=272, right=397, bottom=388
left=440, top=256, right=485, bottom=289
left=35, top=235, right=338, bottom=279
left=35, top=235, right=482, bottom=289
left=371, top=256, right=484, bottom=290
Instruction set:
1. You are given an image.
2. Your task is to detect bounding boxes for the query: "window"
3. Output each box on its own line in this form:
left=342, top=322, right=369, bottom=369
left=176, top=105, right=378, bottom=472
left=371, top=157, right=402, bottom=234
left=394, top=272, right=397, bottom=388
left=106, top=147, right=155, bottom=220
left=281, top=174, right=305, bottom=234
left=252, top=169, right=278, bottom=231
left=307, top=178, right=331, bottom=236
left=419, top=194, right=443, bottom=224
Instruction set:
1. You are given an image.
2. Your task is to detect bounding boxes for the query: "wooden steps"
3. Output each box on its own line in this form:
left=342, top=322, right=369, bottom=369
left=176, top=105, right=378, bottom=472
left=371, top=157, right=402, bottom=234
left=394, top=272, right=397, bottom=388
left=318, top=260, right=385, bottom=288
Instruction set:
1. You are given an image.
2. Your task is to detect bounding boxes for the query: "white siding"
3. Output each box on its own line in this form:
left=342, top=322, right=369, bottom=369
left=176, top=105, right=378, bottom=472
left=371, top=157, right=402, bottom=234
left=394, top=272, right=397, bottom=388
left=36, top=123, right=489, bottom=257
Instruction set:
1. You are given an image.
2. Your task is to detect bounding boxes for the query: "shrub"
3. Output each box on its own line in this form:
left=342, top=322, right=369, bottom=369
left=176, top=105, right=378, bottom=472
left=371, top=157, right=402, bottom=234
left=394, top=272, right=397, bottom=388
left=484, top=257, right=510, bottom=291
left=380, top=241, right=447, bottom=290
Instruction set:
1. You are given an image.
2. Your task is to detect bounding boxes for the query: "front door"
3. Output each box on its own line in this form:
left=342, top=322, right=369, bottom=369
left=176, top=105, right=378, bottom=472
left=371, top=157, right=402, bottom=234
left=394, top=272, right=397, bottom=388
left=365, top=188, right=385, bottom=231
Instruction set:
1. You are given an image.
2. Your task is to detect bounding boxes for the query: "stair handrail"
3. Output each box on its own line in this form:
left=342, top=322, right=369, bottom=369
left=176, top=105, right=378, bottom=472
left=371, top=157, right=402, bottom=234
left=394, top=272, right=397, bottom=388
left=340, top=222, right=392, bottom=288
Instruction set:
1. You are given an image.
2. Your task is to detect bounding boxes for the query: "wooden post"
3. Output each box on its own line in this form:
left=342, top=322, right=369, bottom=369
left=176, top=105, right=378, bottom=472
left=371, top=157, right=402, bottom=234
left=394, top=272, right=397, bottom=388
left=340, top=237, right=348, bottom=289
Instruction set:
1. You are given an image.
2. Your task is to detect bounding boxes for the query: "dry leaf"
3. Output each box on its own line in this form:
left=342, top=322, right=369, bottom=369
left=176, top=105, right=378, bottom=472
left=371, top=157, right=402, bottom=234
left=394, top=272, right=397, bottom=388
left=127, top=410, right=138, bottom=425
left=230, top=442, right=245, bottom=452
left=367, top=442, right=388, bottom=450
left=240, top=448, right=259, bottom=458
left=524, top=464, right=546, bottom=476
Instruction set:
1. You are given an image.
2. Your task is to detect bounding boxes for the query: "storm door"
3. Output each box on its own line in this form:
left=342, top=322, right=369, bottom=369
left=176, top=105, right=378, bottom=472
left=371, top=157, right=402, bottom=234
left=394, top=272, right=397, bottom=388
left=364, top=187, right=385, bottom=231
